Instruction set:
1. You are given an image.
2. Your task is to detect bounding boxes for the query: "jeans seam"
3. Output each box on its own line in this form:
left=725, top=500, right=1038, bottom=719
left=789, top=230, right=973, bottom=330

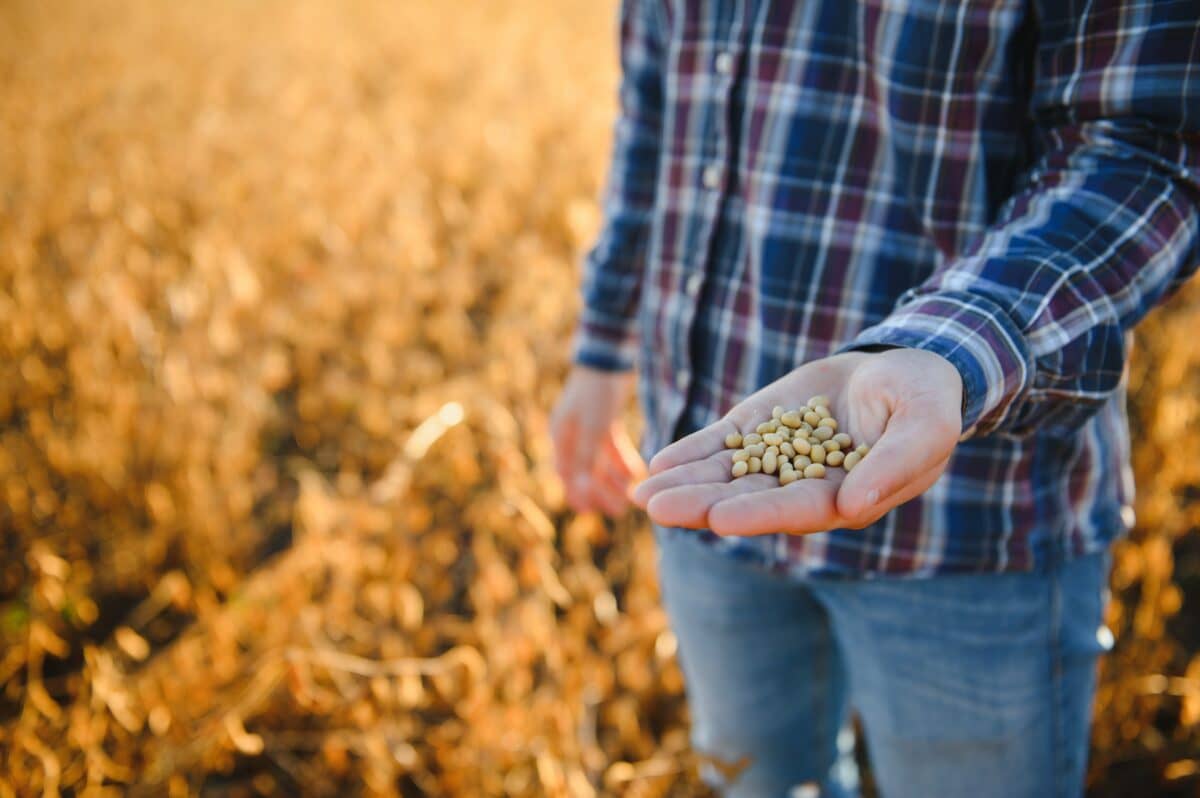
left=1049, top=551, right=1065, bottom=798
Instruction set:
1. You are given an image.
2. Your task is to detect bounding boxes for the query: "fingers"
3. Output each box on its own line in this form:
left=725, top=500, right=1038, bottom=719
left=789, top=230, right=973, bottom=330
left=645, top=473, right=774, bottom=529
left=605, top=426, right=647, bottom=483
left=835, top=402, right=958, bottom=524
left=550, top=415, right=604, bottom=513
left=590, top=460, right=634, bottom=516
left=550, top=417, right=586, bottom=511
left=639, top=445, right=849, bottom=535
left=633, top=449, right=733, bottom=508
left=647, top=417, right=739, bottom=475
left=706, top=473, right=843, bottom=536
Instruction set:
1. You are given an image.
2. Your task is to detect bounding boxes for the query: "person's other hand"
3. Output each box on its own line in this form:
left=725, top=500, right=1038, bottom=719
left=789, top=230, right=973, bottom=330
left=632, top=349, right=963, bottom=536
left=550, top=365, right=647, bottom=517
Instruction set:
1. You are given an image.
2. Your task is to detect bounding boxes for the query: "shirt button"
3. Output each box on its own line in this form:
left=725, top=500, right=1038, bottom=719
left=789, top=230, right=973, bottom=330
left=702, top=165, right=721, bottom=189
left=684, top=273, right=702, bottom=296
left=715, top=51, right=734, bottom=75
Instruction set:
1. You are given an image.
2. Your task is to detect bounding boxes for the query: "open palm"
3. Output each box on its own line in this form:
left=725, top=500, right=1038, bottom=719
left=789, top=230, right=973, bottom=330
left=632, top=349, right=964, bottom=536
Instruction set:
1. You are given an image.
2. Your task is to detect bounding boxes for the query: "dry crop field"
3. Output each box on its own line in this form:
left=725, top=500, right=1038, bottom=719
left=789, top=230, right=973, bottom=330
left=1, top=1, right=1198, bottom=796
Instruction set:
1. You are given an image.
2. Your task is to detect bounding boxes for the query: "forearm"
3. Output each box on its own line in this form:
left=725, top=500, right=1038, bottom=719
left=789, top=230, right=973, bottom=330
left=852, top=120, right=1200, bottom=437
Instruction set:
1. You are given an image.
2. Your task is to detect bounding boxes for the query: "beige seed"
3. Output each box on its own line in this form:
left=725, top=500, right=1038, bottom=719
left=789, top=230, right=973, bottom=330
left=764, top=432, right=783, bottom=446
left=792, top=439, right=811, bottom=456
left=794, top=455, right=812, bottom=468
left=731, top=460, right=749, bottom=477
left=749, top=457, right=762, bottom=474
left=833, top=433, right=853, bottom=448
left=743, top=432, right=763, bottom=446
left=756, top=421, right=773, bottom=434
left=826, top=450, right=845, bottom=467
left=778, top=427, right=793, bottom=440
left=807, top=395, right=831, bottom=409
left=780, top=441, right=796, bottom=457
left=842, top=452, right=862, bottom=471
left=810, top=445, right=825, bottom=464
left=803, top=410, right=821, bottom=426
left=779, top=468, right=798, bottom=486
left=747, top=442, right=766, bottom=457
left=772, top=405, right=785, bottom=420
left=856, top=444, right=870, bottom=456
left=725, top=432, right=744, bottom=449
left=815, top=405, right=832, bottom=419
left=732, top=449, right=750, bottom=463
left=818, top=417, right=838, bottom=431
left=823, top=439, right=842, bottom=452
left=814, top=426, right=834, bottom=442
left=804, top=463, right=826, bottom=479
left=808, top=436, right=822, bottom=446
left=765, top=445, right=780, bottom=457
left=780, top=410, right=804, bottom=428
left=763, top=452, right=778, bottom=474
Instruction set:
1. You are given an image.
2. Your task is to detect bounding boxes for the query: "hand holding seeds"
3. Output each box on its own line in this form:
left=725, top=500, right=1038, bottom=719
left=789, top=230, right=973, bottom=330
left=632, top=349, right=963, bottom=536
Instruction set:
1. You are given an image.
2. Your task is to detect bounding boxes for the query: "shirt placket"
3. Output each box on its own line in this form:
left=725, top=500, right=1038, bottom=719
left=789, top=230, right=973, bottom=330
left=665, top=2, right=747, bottom=439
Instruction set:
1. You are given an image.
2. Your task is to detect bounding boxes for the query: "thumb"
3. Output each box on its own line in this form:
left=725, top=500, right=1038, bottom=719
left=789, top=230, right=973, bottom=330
left=606, top=424, right=647, bottom=483
left=836, top=401, right=958, bottom=524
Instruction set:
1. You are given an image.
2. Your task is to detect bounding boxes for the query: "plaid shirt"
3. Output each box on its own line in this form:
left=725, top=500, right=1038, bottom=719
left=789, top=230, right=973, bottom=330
left=574, top=0, right=1200, bottom=576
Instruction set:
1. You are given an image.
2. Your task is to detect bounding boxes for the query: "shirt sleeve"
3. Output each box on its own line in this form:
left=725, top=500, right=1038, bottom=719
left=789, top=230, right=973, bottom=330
left=571, top=0, right=667, bottom=372
left=846, top=1, right=1200, bottom=439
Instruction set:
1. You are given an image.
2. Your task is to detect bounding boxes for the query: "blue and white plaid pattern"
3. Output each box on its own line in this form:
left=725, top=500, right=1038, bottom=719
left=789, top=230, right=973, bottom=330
left=574, top=0, right=1200, bottom=576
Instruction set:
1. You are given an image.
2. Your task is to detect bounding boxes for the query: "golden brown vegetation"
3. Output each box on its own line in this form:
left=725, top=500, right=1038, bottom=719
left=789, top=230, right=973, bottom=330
left=0, top=1, right=1196, bottom=795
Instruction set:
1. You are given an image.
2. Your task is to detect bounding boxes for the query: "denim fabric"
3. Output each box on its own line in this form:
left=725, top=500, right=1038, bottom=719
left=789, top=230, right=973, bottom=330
left=654, top=524, right=1112, bottom=798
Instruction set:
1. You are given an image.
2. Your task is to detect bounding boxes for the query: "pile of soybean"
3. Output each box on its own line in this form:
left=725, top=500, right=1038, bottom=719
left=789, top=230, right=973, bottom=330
left=725, top=395, right=869, bottom=485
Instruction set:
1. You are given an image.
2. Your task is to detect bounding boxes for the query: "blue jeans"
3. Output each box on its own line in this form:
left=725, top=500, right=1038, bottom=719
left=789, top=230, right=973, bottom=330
left=654, top=525, right=1112, bottom=798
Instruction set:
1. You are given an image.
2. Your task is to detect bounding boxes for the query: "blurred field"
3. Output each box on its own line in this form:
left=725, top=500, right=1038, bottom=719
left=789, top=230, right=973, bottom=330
left=0, top=1, right=1197, bottom=796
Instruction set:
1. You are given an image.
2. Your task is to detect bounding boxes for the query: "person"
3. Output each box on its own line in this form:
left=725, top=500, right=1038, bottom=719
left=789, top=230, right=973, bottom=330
left=550, top=2, right=1199, bottom=796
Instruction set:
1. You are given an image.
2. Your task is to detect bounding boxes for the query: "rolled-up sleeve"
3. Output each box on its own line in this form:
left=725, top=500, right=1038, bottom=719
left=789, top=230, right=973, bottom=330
left=847, top=1, right=1200, bottom=438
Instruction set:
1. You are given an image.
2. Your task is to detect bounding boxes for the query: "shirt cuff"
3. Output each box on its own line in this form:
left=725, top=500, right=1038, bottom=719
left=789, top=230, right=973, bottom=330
left=842, top=290, right=1034, bottom=436
left=571, top=307, right=639, bottom=372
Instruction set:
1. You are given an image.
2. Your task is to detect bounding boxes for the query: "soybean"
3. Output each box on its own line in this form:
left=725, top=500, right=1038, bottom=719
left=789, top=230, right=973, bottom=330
left=724, top=398, right=869, bottom=486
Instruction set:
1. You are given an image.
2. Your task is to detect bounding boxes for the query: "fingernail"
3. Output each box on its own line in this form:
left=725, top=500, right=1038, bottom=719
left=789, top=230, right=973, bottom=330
left=866, top=489, right=880, bottom=505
